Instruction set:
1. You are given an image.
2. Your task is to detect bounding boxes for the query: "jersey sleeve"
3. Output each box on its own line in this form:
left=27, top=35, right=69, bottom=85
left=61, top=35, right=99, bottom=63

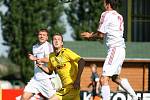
left=97, top=12, right=110, bottom=34
left=64, top=48, right=81, bottom=62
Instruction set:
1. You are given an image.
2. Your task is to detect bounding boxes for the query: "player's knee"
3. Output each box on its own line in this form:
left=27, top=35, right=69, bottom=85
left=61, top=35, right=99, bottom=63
left=111, top=75, right=119, bottom=83
left=21, top=93, right=32, bottom=100
left=20, top=95, right=28, bottom=100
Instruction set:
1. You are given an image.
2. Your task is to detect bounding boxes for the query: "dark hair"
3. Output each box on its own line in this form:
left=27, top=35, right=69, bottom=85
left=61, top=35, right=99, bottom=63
left=105, top=0, right=121, bottom=10
left=37, top=28, right=49, bottom=35
left=52, top=33, right=63, bottom=42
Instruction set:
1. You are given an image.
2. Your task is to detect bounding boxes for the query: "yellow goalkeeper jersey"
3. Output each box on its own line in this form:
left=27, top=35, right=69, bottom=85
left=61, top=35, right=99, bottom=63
left=48, top=48, right=81, bottom=87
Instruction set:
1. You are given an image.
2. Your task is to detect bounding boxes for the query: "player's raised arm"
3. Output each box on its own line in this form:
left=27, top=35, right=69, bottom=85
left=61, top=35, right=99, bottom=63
left=81, top=31, right=104, bottom=40
left=80, top=32, right=93, bottom=39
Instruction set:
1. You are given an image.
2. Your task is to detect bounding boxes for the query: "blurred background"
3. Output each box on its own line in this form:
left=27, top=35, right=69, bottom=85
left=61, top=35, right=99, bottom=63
left=0, top=0, right=150, bottom=99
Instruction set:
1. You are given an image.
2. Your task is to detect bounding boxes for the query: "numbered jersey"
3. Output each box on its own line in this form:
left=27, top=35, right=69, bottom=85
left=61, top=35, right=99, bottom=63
left=97, top=10, right=125, bottom=49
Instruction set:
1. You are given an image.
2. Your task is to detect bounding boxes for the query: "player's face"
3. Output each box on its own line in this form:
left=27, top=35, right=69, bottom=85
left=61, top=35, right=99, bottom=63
left=52, top=35, right=63, bottom=49
left=91, top=66, right=96, bottom=73
left=38, top=31, right=48, bottom=44
left=103, top=0, right=112, bottom=11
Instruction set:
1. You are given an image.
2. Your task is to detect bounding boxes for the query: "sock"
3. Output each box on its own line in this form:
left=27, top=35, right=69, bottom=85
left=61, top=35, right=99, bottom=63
left=120, top=79, right=137, bottom=98
left=101, top=85, right=110, bottom=100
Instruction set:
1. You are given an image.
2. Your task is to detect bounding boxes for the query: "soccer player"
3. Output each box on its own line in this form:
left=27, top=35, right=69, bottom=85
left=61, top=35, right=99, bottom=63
left=21, top=29, right=56, bottom=100
left=37, top=33, right=85, bottom=100
left=88, top=64, right=101, bottom=100
left=81, top=0, right=138, bottom=100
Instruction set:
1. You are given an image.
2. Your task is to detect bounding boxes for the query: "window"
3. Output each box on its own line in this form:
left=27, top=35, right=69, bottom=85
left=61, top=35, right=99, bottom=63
left=132, top=0, right=150, bottom=41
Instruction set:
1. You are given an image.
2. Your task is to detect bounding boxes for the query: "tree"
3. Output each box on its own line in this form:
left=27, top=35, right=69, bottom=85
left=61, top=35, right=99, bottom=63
left=0, top=0, right=65, bottom=82
left=65, top=0, right=104, bottom=40
left=65, top=0, right=123, bottom=40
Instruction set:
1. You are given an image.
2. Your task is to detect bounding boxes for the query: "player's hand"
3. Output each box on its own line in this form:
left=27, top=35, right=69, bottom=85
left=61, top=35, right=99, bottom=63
left=28, top=54, right=37, bottom=61
left=36, top=58, right=43, bottom=64
left=73, top=79, right=80, bottom=89
left=36, top=63, right=44, bottom=68
left=80, top=32, right=93, bottom=39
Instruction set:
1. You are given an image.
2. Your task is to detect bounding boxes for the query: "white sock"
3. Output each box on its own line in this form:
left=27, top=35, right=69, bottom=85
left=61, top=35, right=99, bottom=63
left=120, top=79, right=137, bottom=98
left=101, top=85, right=110, bottom=100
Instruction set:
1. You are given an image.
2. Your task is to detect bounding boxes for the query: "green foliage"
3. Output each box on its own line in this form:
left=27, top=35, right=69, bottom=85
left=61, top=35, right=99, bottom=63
left=0, top=0, right=65, bottom=82
left=65, top=0, right=123, bottom=40
left=65, top=0, right=103, bottom=40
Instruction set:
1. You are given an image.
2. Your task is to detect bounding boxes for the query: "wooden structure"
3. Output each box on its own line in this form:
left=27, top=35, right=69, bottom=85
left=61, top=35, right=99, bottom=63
left=63, top=41, right=150, bottom=92
left=80, top=58, right=150, bottom=92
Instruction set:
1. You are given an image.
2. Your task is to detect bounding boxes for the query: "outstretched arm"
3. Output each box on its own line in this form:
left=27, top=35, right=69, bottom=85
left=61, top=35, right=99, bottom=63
left=80, top=31, right=104, bottom=40
left=73, top=58, right=85, bottom=89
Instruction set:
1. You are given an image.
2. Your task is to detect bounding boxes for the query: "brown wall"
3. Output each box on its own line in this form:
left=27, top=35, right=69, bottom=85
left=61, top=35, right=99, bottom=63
left=80, top=59, right=149, bottom=92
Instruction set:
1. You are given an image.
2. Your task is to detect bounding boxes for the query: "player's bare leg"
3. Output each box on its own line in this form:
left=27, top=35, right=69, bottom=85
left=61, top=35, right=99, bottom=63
left=112, top=75, right=138, bottom=100
left=100, top=76, right=111, bottom=100
left=21, top=92, right=33, bottom=100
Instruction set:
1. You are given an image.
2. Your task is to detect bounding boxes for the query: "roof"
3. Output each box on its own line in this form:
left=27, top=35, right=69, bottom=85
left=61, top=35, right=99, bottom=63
left=64, top=41, right=150, bottom=59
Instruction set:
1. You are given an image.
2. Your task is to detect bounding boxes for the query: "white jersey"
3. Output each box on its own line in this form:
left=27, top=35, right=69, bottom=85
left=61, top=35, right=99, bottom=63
left=32, top=41, right=54, bottom=80
left=97, top=10, right=125, bottom=49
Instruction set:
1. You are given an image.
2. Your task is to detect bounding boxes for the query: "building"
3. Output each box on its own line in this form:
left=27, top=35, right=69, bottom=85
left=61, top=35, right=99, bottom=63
left=64, top=41, right=150, bottom=92
left=121, top=0, right=150, bottom=42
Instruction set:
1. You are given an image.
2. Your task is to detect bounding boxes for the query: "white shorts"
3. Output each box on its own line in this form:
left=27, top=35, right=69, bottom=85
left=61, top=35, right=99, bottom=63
left=102, top=47, right=125, bottom=76
left=24, top=77, right=56, bottom=98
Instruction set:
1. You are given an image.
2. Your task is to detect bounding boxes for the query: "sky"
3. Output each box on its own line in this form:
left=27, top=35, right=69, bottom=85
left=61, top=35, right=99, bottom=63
left=0, top=3, right=74, bottom=57
left=0, top=5, right=9, bottom=57
left=61, top=11, right=74, bottom=41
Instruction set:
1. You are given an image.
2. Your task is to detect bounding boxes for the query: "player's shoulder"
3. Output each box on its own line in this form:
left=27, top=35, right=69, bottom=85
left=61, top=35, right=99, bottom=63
left=101, top=11, right=108, bottom=17
left=32, top=43, right=39, bottom=48
left=111, top=10, right=123, bottom=17
left=101, top=11, right=112, bottom=19
left=44, top=41, right=52, bottom=46
left=61, top=48, right=71, bottom=52
left=43, top=41, right=53, bottom=50
left=61, top=48, right=75, bottom=56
